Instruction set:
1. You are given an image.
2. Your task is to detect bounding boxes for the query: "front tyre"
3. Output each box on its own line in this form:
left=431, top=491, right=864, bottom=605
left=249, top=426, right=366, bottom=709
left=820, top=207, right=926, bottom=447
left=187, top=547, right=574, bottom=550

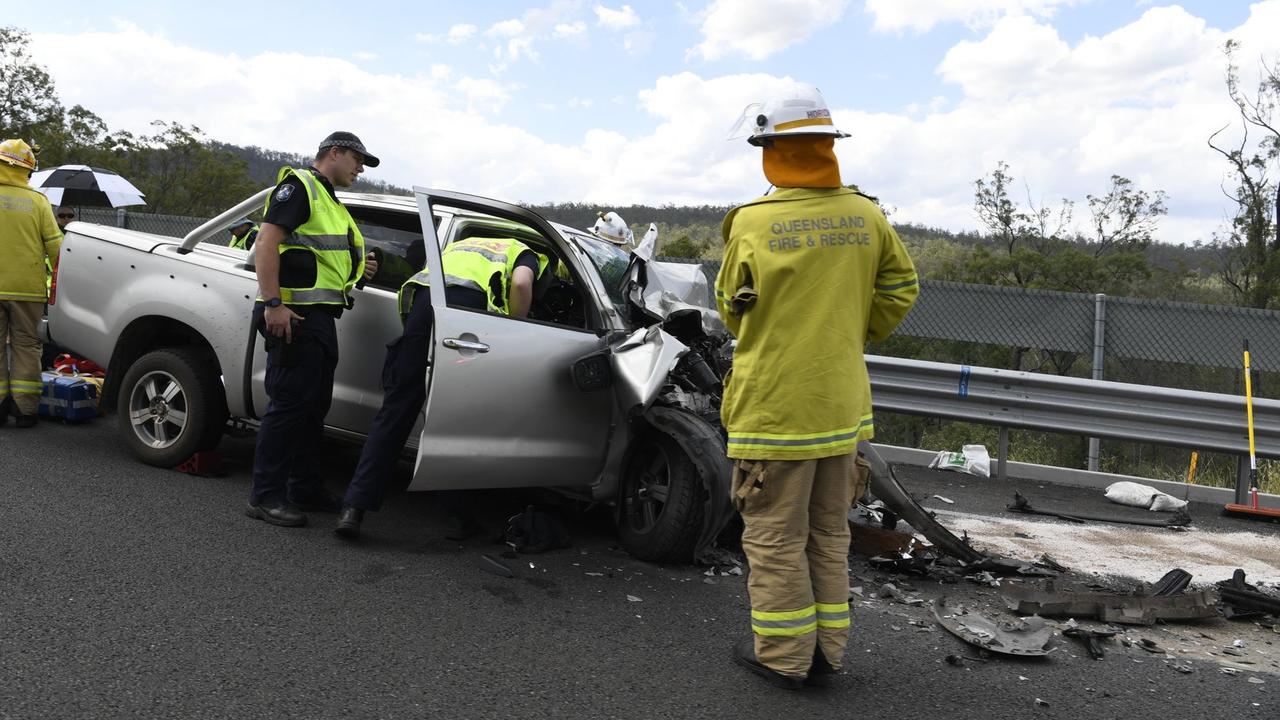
left=617, top=432, right=705, bottom=563
left=117, top=348, right=226, bottom=467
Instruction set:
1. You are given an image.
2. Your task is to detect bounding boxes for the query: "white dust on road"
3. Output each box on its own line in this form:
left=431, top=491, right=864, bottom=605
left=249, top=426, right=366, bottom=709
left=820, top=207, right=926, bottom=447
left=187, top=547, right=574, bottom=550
left=931, top=508, right=1280, bottom=586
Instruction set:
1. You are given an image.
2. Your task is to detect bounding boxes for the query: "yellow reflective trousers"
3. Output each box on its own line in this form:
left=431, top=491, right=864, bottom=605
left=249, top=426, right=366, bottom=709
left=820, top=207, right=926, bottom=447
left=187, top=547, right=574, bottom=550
left=0, top=300, right=44, bottom=416
left=732, top=453, right=870, bottom=678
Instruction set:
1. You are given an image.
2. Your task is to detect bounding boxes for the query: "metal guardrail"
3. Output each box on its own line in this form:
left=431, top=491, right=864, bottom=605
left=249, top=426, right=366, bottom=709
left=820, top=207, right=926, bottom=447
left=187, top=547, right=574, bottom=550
left=867, top=355, right=1277, bottom=481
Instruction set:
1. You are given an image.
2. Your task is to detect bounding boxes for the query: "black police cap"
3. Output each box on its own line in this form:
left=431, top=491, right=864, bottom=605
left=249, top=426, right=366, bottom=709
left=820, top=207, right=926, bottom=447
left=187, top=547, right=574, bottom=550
left=318, top=131, right=381, bottom=167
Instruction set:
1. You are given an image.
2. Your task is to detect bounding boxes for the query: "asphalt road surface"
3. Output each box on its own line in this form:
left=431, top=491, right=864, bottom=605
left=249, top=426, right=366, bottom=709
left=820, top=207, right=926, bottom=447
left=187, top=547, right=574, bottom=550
left=1, top=416, right=1277, bottom=719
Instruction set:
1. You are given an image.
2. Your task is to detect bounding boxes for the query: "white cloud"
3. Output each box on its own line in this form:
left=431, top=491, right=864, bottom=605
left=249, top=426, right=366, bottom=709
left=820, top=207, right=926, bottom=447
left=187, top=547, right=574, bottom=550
left=689, top=0, right=849, bottom=61
left=554, top=21, right=587, bottom=38
left=486, top=19, right=525, bottom=38
left=414, top=23, right=478, bottom=45
left=353, top=51, right=378, bottom=62
left=595, top=4, right=640, bottom=29
left=865, top=0, right=1090, bottom=34
left=447, top=23, right=479, bottom=43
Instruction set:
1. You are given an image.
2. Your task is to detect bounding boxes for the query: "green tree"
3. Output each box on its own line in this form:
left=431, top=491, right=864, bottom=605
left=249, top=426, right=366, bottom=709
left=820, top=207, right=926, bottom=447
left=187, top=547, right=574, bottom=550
left=1208, top=39, right=1280, bottom=309
left=0, top=26, right=63, bottom=143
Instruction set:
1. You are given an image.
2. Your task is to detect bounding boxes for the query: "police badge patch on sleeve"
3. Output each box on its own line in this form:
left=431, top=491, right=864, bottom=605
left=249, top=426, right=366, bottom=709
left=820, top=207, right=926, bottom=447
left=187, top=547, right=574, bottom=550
left=274, top=184, right=295, bottom=202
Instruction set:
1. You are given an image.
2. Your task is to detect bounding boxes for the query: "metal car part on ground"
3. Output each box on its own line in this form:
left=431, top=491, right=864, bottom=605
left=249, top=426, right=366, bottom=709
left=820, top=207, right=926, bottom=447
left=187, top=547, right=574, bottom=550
left=1000, top=581, right=1218, bottom=625
left=933, top=597, right=1056, bottom=657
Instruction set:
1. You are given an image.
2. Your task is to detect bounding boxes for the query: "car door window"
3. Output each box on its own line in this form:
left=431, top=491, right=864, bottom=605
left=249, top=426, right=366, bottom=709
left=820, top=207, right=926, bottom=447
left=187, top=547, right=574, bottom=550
left=348, top=206, right=427, bottom=292
left=443, top=213, right=591, bottom=330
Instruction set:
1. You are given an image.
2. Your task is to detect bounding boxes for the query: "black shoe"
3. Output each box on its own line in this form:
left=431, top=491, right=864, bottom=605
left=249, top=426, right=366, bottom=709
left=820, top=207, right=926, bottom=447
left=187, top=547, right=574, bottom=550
left=732, top=640, right=804, bottom=690
left=335, top=506, right=364, bottom=539
left=805, top=649, right=840, bottom=687
left=288, top=489, right=343, bottom=513
left=14, top=414, right=37, bottom=428
left=245, top=502, right=307, bottom=527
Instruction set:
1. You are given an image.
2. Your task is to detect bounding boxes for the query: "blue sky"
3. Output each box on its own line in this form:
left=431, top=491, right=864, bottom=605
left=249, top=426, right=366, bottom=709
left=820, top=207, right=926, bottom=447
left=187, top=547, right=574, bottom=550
left=21, top=1, right=1280, bottom=244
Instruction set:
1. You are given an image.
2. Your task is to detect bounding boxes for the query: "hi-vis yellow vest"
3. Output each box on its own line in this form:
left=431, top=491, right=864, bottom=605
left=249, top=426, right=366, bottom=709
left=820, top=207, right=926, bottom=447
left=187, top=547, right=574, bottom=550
left=229, top=225, right=258, bottom=251
left=398, top=269, right=429, bottom=323
left=715, top=187, right=919, bottom=461
left=441, top=237, right=548, bottom=315
left=263, top=167, right=364, bottom=306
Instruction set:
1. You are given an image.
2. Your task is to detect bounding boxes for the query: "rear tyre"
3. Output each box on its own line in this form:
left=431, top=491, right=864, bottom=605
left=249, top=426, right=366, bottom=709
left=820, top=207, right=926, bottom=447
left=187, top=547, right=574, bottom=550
left=617, top=432, right=705, bottom=563
left=117, top=348, right=227, bottom=467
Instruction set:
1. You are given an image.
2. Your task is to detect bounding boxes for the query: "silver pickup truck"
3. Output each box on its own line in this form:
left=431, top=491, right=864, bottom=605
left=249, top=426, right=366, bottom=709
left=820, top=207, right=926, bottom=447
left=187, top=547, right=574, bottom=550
left=46, top=186, right=735, bottom=562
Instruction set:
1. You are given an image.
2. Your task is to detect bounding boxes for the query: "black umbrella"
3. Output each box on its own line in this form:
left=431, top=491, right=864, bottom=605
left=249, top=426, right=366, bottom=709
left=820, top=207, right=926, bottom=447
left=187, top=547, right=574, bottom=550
left=29, top=164, right=146, bottom=208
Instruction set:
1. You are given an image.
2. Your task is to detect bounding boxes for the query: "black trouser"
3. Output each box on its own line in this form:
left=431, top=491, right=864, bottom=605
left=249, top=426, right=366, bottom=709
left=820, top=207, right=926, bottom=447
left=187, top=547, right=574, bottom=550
left=341, top=286, right=484, bottom=512
left=249, top=304, right=338, bottom=506
left=343, top=288, right=433, bottom=511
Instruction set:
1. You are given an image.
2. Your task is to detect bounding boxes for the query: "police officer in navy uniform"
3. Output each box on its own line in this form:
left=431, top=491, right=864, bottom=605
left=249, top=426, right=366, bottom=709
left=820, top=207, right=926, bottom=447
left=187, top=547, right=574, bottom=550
left=245, top=131, right=380, bottom=527
left=334, top=236, right=549, bottom=539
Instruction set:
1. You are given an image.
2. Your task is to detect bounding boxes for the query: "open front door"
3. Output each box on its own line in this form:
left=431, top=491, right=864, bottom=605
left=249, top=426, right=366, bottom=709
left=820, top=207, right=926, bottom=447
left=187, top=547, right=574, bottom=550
left=407, top=189, right=613, bottom=491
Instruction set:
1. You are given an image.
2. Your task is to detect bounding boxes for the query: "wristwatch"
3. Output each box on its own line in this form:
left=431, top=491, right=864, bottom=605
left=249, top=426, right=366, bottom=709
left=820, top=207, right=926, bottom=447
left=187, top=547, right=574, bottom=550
left=264, top=297, right=283, bottom=308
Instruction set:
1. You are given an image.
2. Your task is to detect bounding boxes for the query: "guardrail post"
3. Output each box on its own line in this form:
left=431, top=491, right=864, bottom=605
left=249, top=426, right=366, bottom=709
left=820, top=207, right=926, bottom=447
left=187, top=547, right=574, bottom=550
left=997, top=426, right=1009, bottom=481
left=116, top=208, right=127, bottom=228
left=1087, top=293, right=1107, bottom=471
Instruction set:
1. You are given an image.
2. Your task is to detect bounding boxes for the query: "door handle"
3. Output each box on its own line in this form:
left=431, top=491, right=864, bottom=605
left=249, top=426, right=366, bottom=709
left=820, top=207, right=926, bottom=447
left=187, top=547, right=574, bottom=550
left=443, top=337, right=490, bottom=353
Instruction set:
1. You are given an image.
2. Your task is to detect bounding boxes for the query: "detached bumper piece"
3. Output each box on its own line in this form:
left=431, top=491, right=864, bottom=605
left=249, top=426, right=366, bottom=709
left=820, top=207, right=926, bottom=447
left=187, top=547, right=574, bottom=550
left=933, top=597, right=1056, bottom=657
left=1000, top=581, right=1218, bottom=625
left=1007, top=491, right=1192, bottom=528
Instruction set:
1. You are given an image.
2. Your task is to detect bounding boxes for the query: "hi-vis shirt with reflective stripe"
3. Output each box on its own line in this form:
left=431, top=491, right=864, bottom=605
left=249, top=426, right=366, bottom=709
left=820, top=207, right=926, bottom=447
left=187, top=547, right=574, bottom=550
left=750, top=601, right=849, bottom=637
left=261, top=167, right=364, bottom=306
left=441, top=237, right=548, bottom=315
left=398, top=268, right=430, bottom=324
left=715, top=187, right=918, bottom=461
left=229, top=225, right=258, bottom=251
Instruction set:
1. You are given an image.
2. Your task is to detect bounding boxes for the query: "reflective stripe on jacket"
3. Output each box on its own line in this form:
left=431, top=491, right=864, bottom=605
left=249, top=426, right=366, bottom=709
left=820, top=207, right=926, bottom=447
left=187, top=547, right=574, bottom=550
left=441, top=237, right=547, bottom=315
left=715, top=187, right=919, bottom=460
left=262, top=167, right=365, bottom=306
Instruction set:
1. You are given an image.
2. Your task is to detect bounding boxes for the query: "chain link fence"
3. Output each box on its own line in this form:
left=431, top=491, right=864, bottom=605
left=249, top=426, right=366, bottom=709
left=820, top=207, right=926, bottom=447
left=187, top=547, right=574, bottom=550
left=669, top=259, right=1279, bottom=398
left=72, top=207, right=210, bottom=239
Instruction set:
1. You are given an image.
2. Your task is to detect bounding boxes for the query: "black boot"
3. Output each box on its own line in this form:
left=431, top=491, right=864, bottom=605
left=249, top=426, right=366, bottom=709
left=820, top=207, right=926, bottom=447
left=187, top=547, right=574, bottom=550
left=335, top=506, right=364, bottom=539
left=732, top=640, right=804, bottom=690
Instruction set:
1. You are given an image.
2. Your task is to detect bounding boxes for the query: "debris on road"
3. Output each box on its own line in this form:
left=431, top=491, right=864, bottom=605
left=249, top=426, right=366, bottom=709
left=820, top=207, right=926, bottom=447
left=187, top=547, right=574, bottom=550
left=1000, top=580, right=1218, bottom=625
left=478, top=554, right=515, bottom=579
left=933, top=597, right=1055, bottom=657
left=927, top=445, right=991, bottom=477
left=1217, top=569, right=1280, bottom=618
left=1104, top=481, right=1189, bottom=513
left=1007, top=491, right=1192, bottom=528
left=1059, top=619, right=1117, bottom=659
left=1151, top=569, right=1193, bottom=596
left=1035, top=554, right=1069, bottom=573
left=932, top=495, right=956, bottom=505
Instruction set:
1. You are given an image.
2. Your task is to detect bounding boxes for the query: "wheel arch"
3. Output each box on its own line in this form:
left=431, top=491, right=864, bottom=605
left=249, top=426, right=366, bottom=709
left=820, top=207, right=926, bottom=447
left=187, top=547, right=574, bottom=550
left=631, top=406, right=734, bottom=560
left=104, top=316, right=225, bottom=416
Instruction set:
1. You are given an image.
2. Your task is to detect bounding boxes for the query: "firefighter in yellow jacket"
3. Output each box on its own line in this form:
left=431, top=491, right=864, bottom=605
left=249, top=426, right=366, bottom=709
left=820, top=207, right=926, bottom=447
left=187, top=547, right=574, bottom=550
left=716, top=85, right=918, bottom=689
left=0, top=139, right=61, bottom=428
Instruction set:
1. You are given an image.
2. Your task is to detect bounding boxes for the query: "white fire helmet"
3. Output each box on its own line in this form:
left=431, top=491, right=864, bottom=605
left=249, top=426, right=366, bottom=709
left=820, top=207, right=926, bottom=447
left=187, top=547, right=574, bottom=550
left=728, top=83, right=849, bottom=147
left=590, top=211, right=634, bottom=245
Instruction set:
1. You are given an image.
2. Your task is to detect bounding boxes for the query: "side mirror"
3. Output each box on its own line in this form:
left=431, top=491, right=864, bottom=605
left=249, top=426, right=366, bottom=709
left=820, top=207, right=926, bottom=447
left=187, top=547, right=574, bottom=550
left=571, top=352, right=612, bottom=391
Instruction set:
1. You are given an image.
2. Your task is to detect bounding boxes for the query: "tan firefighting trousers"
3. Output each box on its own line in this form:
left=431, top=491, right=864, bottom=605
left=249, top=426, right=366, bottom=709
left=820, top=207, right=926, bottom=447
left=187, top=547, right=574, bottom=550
left=732, top=452, right=871, bottom=678
left=0, top=300, right=44, bottom=416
